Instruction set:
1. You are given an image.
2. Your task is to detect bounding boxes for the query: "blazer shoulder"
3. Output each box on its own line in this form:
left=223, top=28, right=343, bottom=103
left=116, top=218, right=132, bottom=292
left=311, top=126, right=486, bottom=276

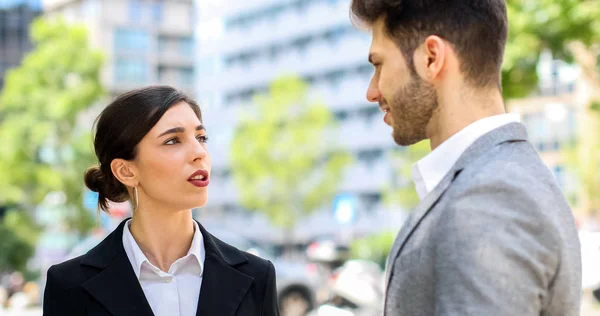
left=215, top=235, right=273, bottom=277
left=242, top=251, right=274, bottom=278
left=456, top=141, right=554, bottom=193
left=47, top=254, right=86, bottom=289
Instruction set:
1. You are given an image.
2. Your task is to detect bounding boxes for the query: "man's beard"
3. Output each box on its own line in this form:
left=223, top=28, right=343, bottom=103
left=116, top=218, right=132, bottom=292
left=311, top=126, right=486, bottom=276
left=386, top=75, right=438, bottom=146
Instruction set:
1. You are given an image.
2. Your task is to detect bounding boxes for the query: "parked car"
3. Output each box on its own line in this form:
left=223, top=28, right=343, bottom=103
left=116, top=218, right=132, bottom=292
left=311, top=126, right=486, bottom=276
left=307, top=259, right=384, bottom=316
left=208, top=228, right=323, bottom=316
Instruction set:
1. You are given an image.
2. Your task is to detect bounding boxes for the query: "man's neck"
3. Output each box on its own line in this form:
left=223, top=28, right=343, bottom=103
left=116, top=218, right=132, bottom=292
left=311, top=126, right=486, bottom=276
left=427, top=88, right=505, bottom=150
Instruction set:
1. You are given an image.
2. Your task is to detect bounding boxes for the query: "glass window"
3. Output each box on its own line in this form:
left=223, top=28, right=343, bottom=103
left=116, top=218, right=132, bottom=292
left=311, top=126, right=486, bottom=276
left=157, top=37, right=168, bottom=52
left=152, top=0, right=163, bottom=23
left=113, top=28, right=150, bottom=52
left=114, top=58, right=148, bottom=84
left=553, top=165, right=564, bottom=187
left=180, top=37, right=194, bottom=57
left=536, top=142, right=545, bottom=152
left=178, top=68, right=194, bottom=85
left=128, top=0, right=142, bottom=22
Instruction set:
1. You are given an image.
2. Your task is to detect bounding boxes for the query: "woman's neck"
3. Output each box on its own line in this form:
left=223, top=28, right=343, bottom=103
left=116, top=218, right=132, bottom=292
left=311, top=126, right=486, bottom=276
left=129, top=208, right=195, bottom=272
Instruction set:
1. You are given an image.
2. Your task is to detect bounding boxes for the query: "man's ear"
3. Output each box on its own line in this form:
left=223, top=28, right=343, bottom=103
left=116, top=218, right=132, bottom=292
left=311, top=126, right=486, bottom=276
left=110, top=158, right=138, bottom=187
left=414, top=35, right=446, bottom=83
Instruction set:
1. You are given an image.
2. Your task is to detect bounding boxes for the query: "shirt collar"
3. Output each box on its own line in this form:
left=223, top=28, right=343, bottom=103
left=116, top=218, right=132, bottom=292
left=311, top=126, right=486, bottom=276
left=122, top=219, right=206, bottom=279
left=411, top=113, right=521, bottom=200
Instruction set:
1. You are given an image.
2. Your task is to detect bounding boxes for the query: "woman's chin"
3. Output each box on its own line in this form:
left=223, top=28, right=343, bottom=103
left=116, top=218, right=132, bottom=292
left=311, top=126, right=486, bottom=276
left=191, top=196, right=208, bottom=209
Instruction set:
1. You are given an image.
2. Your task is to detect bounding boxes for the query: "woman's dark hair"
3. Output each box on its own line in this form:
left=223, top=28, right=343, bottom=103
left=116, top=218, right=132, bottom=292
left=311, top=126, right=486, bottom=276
left=84, top=85, right=202, bottom=212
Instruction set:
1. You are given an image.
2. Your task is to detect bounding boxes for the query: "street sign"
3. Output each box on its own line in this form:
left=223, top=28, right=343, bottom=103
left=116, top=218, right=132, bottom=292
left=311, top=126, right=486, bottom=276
left=83, top=190, right=99, bottom=211
left=332, top=193, right=357, bottom=225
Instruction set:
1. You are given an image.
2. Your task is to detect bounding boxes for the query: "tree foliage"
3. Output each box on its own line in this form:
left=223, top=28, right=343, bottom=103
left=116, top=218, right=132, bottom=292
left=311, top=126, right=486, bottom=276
left=503, top=0, right=600, bottom=98
left=0, top=18, right=104, bottom=234
left=230, top=75, right=352, bottom=229
left=382, top=140, right=430, bottom=211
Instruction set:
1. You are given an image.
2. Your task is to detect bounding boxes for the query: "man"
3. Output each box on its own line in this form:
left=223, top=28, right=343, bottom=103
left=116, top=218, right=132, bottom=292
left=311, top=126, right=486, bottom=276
left=350, top=0, right=582, bottom=315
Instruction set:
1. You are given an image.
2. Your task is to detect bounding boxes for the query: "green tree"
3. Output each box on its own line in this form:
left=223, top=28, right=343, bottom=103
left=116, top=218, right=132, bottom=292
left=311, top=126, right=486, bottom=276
left=230, top=75, right=352, bottom=231
left=562, top=110, right=600, bottom=215
left=382, top=140, right=430, bottom=211
left=0, top=18, right=104, bottom=235
left=504, top=0, right=600, bottom=216
left=0, top=209, right=40, bottom=274
left=503, top=0, right=600, bottom=99
left=350, top=231, right=396, bottom=269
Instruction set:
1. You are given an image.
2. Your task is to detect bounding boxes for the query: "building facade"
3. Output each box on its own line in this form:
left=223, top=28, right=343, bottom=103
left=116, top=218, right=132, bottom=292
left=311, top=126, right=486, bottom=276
left=507, top=50, right=585, bottom=217
left=195, top=0, right=404, bottom=242
left=42, top=0, right=196, bottom=97
left=195, top=0, right=585, bottom=242
left=0, top=0, right=42, bottom=88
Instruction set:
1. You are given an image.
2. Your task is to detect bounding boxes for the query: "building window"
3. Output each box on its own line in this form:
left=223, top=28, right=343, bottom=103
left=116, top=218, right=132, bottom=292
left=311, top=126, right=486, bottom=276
left=553, top=165, right=564, bottom=187
left=178, top=68, right=194, bottom=86
left=157, top=36, right=168, bottom=53
left=536, top=142, right=545, bottom=152
left=334, top=111, right=349, bottom=121
left=152, top=0, right=163, bottom=22
left=357, top=149, right=384, bottom=163
left=114, top=58, right=148, bottom=84
left=180, top=37, right=194, bottom=57
left=129, top=0, right=142, bottom=22
left=113, top=28, right=150, bottom=52
left=552, top=140, right=561, bottom=151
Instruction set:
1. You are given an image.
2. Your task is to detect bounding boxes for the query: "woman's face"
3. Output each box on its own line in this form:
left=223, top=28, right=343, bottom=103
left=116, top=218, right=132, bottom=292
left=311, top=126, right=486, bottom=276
left=133, top=102, right=211, bottom=211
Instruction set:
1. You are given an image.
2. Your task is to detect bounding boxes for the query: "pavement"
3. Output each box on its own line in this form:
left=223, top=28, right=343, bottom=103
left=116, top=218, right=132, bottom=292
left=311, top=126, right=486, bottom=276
left=1, top=307, right=42, bottom=316
left=1, top=297, right=599, bottom=316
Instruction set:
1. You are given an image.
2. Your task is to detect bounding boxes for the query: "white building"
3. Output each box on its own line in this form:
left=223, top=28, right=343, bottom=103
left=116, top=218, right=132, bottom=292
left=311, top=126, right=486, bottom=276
left=42, top=0, right=196, bottom=97
left=195, top=0, right=406, bottom=243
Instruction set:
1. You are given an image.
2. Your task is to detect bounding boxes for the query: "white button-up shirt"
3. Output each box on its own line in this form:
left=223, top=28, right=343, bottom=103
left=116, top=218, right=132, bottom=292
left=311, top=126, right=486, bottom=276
left=412, top=113, right=521, bottom=200
left=122, top=219, right=205, bottom=316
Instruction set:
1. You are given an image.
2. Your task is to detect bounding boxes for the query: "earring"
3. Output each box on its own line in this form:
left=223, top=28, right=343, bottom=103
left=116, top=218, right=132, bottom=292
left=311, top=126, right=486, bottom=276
left=133, top=186, right=139, bottom=212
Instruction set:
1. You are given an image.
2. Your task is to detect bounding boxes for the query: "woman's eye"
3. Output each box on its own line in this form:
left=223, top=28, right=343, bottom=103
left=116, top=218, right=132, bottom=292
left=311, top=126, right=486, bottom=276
left=165, top=138, right=179, bottom=145
left=197, top=135, right=209, bottom=143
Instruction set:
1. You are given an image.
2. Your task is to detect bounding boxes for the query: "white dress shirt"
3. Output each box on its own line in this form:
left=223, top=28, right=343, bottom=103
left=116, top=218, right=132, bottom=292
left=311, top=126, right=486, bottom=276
left=411, top=113, right=521, bottom=200
left=122, top=219, right=205, bottom=316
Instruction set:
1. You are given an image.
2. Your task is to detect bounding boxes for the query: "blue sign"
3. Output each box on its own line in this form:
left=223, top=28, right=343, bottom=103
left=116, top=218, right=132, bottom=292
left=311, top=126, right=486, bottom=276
left=83, top=189, right=112, bottom=230
left=332, top=193, right=357, bottom=225
left=83, top=190, right=99, bottom=211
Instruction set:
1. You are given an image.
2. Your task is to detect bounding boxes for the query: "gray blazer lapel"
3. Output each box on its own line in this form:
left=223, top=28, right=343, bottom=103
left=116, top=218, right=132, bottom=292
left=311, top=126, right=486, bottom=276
left=385, top=122, right=529, bottom=286
left=385, top=169, right=456, bottom=285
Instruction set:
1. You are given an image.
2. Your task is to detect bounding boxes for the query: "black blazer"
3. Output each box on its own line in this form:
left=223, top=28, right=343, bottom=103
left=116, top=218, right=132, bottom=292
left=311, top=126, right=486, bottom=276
left=42, top=219, right=280, bottom=316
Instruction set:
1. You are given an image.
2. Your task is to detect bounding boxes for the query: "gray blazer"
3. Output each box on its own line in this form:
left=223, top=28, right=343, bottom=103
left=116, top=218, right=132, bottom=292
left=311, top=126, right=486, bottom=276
left=384, top=123, right=581, bottom=316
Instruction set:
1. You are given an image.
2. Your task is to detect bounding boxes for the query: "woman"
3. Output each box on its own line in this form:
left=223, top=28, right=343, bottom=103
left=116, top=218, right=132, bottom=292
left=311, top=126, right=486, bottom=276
left=43, top=86, right=280, bottom=316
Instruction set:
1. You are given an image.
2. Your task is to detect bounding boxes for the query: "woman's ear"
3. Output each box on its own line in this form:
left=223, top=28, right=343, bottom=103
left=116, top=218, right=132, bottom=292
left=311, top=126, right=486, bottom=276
left=110, top=159, right=138, bottom=187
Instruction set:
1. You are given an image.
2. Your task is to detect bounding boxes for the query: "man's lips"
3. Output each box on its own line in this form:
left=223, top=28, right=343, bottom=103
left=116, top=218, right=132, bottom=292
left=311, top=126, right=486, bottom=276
left=380, top=105, right=391, bottom=125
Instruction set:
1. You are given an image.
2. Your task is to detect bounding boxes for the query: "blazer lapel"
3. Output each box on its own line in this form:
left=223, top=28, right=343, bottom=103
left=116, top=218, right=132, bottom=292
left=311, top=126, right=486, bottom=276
left=385, top=169, right=456, bottom=284
left=385, top=122, right=529, bottom=286
left=195, top=222, right=253, bottom=316
left=80, top=219, right=154, bottom=316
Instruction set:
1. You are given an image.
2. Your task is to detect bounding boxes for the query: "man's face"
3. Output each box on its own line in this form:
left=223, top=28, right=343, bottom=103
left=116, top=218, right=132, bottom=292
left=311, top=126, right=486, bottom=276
left=367, top=19, right=438, bottom=146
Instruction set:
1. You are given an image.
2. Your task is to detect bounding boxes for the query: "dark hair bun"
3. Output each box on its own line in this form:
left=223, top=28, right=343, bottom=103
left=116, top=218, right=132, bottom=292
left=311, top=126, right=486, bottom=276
left=84, top=165, right=105, bottom=194
left=84, top=165, right=129, bottom=212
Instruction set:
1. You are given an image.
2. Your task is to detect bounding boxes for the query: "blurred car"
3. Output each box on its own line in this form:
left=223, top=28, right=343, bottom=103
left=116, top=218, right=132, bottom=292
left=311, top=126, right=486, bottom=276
left=307, top=259, right=384, bottom=316
left=208, top=228, right=322, bottom=316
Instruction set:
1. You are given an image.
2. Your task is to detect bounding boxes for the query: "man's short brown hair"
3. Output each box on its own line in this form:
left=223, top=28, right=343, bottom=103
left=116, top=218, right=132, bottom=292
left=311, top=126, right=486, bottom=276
left=351, top=0, right=508, bottom=89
